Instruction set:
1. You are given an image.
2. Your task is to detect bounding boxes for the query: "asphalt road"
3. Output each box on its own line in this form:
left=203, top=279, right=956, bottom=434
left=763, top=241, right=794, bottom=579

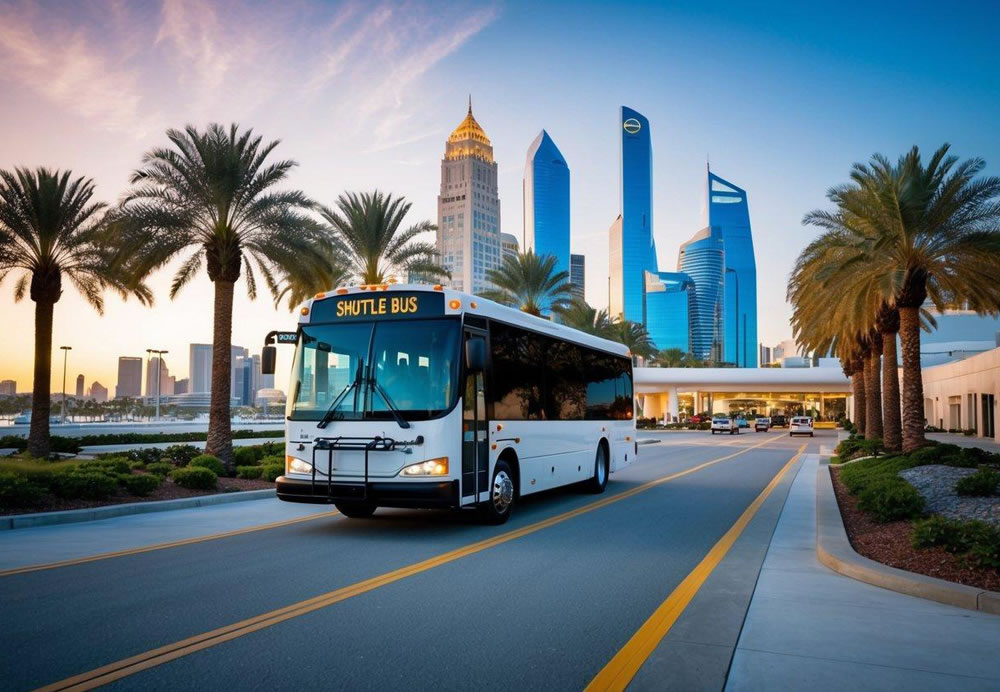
left=1, top=429, right=826, bottom=691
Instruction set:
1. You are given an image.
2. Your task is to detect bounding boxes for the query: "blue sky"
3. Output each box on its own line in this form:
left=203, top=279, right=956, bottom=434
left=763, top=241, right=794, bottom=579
left=1, top=0, right=997, bottom=390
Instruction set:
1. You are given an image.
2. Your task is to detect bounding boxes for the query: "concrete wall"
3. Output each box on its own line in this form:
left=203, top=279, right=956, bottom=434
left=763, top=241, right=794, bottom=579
left=921, top=346, right=1000, bottom=440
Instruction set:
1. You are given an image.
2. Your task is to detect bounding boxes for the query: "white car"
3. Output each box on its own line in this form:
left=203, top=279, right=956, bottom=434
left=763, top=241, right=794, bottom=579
left=711, top=417, right=739, bottom=435
left=789, top=416, right=814, bottom=437
left=754, top=417, right=771, bottom=432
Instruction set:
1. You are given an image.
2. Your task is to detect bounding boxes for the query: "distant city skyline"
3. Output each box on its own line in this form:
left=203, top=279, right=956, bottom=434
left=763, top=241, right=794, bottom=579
left=1, top=0, right=997, bottom=391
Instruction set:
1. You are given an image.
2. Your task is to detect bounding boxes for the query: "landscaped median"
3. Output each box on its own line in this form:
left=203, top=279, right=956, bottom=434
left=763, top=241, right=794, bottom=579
left=819, top=436, right=1000, bottom=612
left=0, top=442, right=287, bottom=527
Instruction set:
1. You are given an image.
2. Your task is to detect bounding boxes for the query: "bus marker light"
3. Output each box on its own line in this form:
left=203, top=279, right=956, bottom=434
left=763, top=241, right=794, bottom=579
left=449, top=299, right=461, bottom=309
left=496, top=424, right=503, bottom=431
left=300, top=307, right=309, bottom=316
left=433, top=284, right=443, bottom=291
left=336, top=288, right=349, bottom=295
left=491, top=444, right=497, bottom=450
left=314, top=292, right=325, bottom=299
left=470, top=301, right=478, bottom=309
left=514, top=437, right=521, bottom=444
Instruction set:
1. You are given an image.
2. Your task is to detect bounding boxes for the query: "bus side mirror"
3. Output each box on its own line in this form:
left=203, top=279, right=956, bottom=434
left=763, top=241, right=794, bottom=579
left=261, top=345, right=276, bottom=375
left=465, top=337, right=486, bottom=373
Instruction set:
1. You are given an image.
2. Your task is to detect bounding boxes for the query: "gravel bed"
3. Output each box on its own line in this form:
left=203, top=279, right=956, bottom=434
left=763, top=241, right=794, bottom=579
left=899, top=464, right=1000, bottom=526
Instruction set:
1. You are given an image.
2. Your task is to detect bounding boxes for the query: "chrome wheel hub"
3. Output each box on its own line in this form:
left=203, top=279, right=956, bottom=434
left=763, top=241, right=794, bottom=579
left=492, top=470, right=514, bottom=513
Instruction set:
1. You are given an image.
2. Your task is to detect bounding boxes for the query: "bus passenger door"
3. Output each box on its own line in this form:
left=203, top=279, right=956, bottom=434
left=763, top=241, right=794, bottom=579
left=462, top=329, right=489, bottom=503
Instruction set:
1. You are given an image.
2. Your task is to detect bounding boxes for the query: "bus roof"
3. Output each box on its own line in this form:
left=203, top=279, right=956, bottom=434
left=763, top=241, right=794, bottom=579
left=298, top=283, right=631, bottom=359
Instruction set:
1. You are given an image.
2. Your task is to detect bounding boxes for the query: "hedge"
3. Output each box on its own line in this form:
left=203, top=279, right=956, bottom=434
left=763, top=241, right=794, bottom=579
left=123, top=474, right=161, bottom=496
left=236, top=465, right=264, bottom=480
left=146, top=462, right=175, bottom=478
left=0, top=472, right=44, bottom=507
left=955, top=468, right=999, bottom=497
left=170, top=466, right=217, bottom=490
left=51, top=470, right=119, bottom=500
left=189, top=454, right=225, bottom=476
left=912, top=516, right=1000, bottom=568
left=261, top=464, right=284, bottom=482
left=0, top=429, right=282, bottom=454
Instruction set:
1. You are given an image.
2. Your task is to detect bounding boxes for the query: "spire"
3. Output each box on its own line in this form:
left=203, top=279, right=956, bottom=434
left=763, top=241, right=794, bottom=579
left=468, top=94, right=472, bottom=115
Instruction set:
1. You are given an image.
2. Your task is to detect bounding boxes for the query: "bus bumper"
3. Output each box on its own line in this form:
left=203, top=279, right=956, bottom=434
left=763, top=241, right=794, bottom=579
left=275, top=476, right=459, bottom=509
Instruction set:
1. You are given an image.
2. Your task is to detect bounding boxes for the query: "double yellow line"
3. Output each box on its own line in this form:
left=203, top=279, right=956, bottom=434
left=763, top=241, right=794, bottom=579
left=39, top=435, right=788, bottom=691
left=586, top=444, right=806, bottom=691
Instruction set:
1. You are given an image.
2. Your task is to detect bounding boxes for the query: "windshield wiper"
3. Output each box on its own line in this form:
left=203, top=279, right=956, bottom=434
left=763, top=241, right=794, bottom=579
left=317, top=361, right=364, bottom=429
left=368, top=377, right=411, bottom=429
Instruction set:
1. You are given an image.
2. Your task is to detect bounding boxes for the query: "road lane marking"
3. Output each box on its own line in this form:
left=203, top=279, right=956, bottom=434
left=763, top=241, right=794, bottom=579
left=37, top=435, right=787, bottom=692
left=0, top=510, right=340, bottom=578
left=585, top=444, right=806, bottom=692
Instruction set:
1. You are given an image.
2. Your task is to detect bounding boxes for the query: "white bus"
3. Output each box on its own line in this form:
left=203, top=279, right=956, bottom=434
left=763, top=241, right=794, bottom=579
left=262, top=284, right=636, bottom=524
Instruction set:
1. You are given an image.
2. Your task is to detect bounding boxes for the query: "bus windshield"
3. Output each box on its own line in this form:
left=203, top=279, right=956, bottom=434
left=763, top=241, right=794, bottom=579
left=287, top=318, right=461, bottom=422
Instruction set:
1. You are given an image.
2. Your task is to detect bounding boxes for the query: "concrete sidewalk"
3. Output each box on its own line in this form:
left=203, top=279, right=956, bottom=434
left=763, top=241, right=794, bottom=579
left=0, top=498, right=335, bottom=572
left=726, top=454, right=1000, bottom=691
left=927, top=432, right=1000, bottom=453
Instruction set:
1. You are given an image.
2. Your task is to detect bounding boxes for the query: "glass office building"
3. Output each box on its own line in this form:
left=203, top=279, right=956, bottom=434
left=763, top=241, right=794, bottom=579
left=644, top=271, right=694, bottom=352
left=678, top=226, right=725, bottom=361
left=523, top=130, right=570, bottom=279
left=613, top=106, right=655, bottom=323
left=570, top=253, right=585, bottom=301
left=708, top=171, right=757, bottom=367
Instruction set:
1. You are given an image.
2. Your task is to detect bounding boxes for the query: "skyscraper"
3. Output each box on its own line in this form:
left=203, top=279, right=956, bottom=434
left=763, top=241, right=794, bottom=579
left=570, top=253, right=585, bottom=301
left=678, top=226, right=725, bottom=361
left=88, top=381, right=108, bottom=402
left=0, top=380, right=15, bottom=396
left=611, top=106, right=656, bottom=323
left=75, top=374, right=84, bottom=398
left=644, top=271, right=695, bottom=353
left=523, top=130, right=570, bottom=278
left=500, top=233, right=519, bottom=263
left=115, top=357, right=142, bottom=398
left=708, top=170, right=758, bottom=367
left=437, top=99, right=501, bottom=294
left=146, top=357, right=171, bottom=399
left=231, top=346, right=250, bottom=403
left=190, top=344, right=212, bottom=393
left=608, top=215, right=623, bottom=316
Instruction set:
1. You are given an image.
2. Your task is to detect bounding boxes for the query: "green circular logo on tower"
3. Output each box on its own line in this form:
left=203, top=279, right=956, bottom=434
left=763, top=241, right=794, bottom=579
left=623, top=118, right=641, bottom=134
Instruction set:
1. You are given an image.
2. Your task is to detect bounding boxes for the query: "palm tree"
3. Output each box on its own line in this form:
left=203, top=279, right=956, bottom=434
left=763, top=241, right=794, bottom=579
left=317, top=190, right=446, bottom=286
left=654, top=347, right=688, bottom=367
left=610, top=319, right=656, bottom=364
left=482, top=251, right=573, bottom=316
left=876, top=303, right=902, bottom=451
left=557, top=298, right=613, bottom=338
left=0, top=168, right=150, bottom=457
left=804, top=144, right=1000, bottom=451
left=117, top=123, right=328, bottom=469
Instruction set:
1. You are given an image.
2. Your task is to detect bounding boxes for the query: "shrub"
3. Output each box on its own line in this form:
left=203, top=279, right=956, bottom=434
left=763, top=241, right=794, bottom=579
left=52, top=470, right=119, bottom=500
left=80, top=458, right=131, bottom=475
left=912, top=517, right=1000, bottom=568
left=161, top=445, right=201, bottom=466
left=261, top=463, right=284, bottom=482
left=955, top=468, right=1000, bottom=497
left=260, top=454, right=284, bottom=467
left=0, top=472, right=44, bottom=507
left=123, top=473, right=161, bottom=496
left=189, top=454, right=225, bottom=476
left=146, top=462, right=175, bottom=478
left=170, top=466, right=217, bottom=490
left=961, top=446, right=1000, bottom=467
left=236, top=465, right=264, bottom=480
left=128, top=461, right=147, bottom=471
left=233, top=446, right=260, bottom=468
left=908, top=443, right=964, bottom=467
left=964, top=429, right=976, bottom=436
left=257, top=441, right=284, bottom=457
left=856, top=477, right=924, bottom=522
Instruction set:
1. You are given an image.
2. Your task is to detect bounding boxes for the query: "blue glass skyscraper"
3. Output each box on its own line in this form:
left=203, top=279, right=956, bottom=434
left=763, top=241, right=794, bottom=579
left=708, top=171, right=757, bottom=367
left=644, top=271, right=695, bottom=352
left=610, top=106, right=655, bottom=323
left=678, top=226, right=725, bottom=361
left=523, top=130, right=570, bottom=279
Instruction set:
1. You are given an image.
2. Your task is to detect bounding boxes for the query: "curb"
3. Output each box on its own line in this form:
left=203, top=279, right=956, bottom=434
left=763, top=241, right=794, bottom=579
left=815, top=465, right=1000, bottom=615
left=1, top=488, right=275, bottom=531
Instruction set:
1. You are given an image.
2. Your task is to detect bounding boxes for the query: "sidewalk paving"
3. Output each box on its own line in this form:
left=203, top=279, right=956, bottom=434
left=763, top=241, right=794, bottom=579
left=927, top=432, right=1000, bottom=453
left=0, top=498, right=335, bottom=571
left=726, top=454, right=1000, bottom=691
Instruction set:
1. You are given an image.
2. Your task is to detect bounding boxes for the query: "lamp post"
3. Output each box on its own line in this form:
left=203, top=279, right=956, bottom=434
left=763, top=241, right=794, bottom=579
left=149, top=349, right=168, bottom=421
left=59, top=346, right=72, bottom=423
left=725, top=268, right=740, bottom=367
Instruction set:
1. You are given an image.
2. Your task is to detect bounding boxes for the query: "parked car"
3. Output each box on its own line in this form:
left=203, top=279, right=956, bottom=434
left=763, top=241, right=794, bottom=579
left=789, top=416, right=814, bottom=437
left=770, top=415, right=788, bottom=428
left=754, top=417, right=771, bottom=432
left=711, top=417, right=739, bottom=435
left=736, top=416, right=750, bottom=429
left=688, top=415, right=703, bottom=424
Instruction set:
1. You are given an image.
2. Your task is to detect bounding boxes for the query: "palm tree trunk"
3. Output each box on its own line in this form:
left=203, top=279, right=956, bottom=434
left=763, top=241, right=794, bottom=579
left=882, top=330, right=902, bottom=452
left=865, top=343, right=883, bottom=440
left=206, top=279, right=235, bottom=471
left=898, top=307, right=927, bottom=451
left=27, top=299, right=54, bottom=457
left=852, top=370, right=866, bottom=437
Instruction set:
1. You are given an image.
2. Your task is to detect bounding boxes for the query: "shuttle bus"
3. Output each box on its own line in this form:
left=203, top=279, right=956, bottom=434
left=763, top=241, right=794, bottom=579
left=262, top=284, right=636, bottom=524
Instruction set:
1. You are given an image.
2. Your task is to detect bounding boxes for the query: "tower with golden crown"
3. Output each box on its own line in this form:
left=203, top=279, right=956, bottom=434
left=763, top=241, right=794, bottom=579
left=436, top=98, right=501, bottom=294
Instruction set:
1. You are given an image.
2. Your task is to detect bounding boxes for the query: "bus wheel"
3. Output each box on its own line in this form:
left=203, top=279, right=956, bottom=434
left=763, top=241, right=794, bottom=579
left=480, top=460, right=515, bottom=525
left=585, top=444, right=609, bottom=494
left=335, top=501, right=376, bottom=518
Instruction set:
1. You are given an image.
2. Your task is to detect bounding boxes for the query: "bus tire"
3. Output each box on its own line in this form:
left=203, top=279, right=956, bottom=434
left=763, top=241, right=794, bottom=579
left=585, top=443, right=609, bottom=494
left=335, top=501, right=377, bottom=518
left=480, top=460, right=515, bottom=525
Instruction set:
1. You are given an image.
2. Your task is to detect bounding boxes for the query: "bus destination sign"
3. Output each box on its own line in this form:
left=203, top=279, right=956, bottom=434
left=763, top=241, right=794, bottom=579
left=309, top=291, right=445, bottom=323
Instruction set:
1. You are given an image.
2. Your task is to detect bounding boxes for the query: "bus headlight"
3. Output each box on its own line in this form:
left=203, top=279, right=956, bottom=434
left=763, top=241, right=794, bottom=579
left=286, top=456, right=312, bottom=475
left=400, top=457, right=449, bottom=476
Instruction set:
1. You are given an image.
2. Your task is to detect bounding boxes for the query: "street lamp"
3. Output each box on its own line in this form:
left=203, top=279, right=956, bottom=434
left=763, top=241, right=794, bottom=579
left=59, top=346, right=72, bottom=423
left=149, top=349, right=168, bottom=421
left=725, top=268, right=740, bottom=367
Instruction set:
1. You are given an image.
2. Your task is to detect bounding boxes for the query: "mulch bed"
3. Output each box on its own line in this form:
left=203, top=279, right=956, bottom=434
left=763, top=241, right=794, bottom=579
left=830, top=466, right=1000, bottom=592
left=1, top=476, right=274, bottom=516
